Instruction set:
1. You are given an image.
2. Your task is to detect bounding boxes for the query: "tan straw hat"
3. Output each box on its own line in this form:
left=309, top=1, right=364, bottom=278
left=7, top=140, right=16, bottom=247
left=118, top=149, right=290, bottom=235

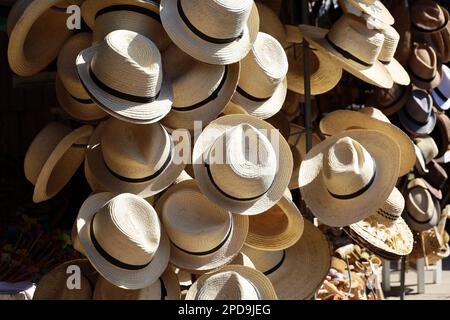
left=155, top=180, right=249, bottom=273
left=299, top=130, right=401, bottom=227
left=193, top=114, right=293, bottom=215
left=339, top=0, right=395, bottom=25
left=408, top=42, right=442, bottom=90
left=319, top=107, right=415, bottom=177
left=414, top=136, right=439, bottom=175
left=405, top=185, right=441, bottom=232
left=85, top=118, right=185, bottom=198
left=256, top=2, right=287, bottom=48
left=185, top=265, right=277, bottom=300
left=77, top=192, right=170, bottom=290
left=24, top=122, right=93, bottom=203
left=76, top=30, right=173, bottom=124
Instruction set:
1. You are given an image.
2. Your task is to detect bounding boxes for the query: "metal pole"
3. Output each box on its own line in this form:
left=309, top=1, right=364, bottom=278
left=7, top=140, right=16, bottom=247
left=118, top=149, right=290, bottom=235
left=301, top=0, right=313, bottom=152
left=400, top=257, right=406, bottom=300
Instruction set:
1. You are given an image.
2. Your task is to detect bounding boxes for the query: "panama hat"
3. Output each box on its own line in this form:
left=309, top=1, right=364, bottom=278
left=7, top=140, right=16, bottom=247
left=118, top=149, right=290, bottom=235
left=408, top=43, right=442, bottom=90
left=33, top=259, right=97, bottom=300
left=93, top=267, right=180, bottom=300
left=399, top=89, right=437, bottom=136
left=160, top=0, right=259, bottom=65
left=430, top=112, right=450, bottom=158
left=76, top=30, right=173, bottom=124
left=193, top=114, right=293, bottom=215
left=24, top=122, right=93, bottom=203
left=365, top=84, right=410, bottom=117
left=432, top=65, right=450, bottom=111
left=298, top=15, right=393, bottom=89
left=7, top=0, right=74, bottom=76
left=299, top=130, right=400, bottom=227
left=405, top=184, right=441, bottom=232
left=339, top=0, right=394, bottom=26
left=226, top=32, right=288, bottom=120
left=77, top=192, right=170, bottom=290
left=319, top=107, right=415, bottom=177
left=85, top=118, right=185, bottom=198
left=242, top=220, right=331, bottom=300
left=185, top=265, right=277, bottom=300
left=155, top=180, right=249, bottom=273
left=256, top=2, right=287, bottom=48
left=414, top=136, right=439, bottom=175
left=161, top=43, right=240, bottom=131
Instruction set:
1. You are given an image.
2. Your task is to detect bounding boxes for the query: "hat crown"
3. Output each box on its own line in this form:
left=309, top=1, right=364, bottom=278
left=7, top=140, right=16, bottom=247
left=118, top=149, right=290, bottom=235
left=375, top=187, right=404, bottom=225
left=407, top=187, right=436, bottom=222
left=91, top=30, right=163, bottom=98
left=359, top=107, right=390, bottom=123
left=196, top=271, right=260, bottom=300
left=409, top=43, right=438, bottom=79
left=379, top=25, right=399, bottom=63
left=414, top=136, right=439, bottom=163
left=406, top=90, right=433, bottom=124
left=411, top=0, right=446, bottom=30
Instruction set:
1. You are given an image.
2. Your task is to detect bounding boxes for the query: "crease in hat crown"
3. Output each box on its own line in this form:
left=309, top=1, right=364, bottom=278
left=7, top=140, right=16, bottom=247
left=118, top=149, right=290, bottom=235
left=407, top=187, right=436, bottom=222
left=409, top=43, right=438, bottom=81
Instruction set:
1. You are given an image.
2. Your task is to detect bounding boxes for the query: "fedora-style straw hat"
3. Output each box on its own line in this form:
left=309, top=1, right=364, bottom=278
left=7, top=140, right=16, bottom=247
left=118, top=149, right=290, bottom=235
left=185, top=265, right=277, bottom=300
left=299, top=130, right=401, bottom=227
left=161, top=43, right=240, bottom=131
left=85, top=118, right=185, bottom=198
left=408, top=177, right=442, bottom=201
left=298, top=15, right=394, bottom=89
left=24, top=122, right=93, bottom=203
left=430, top=112, right=450, bottom=158
left=160, top=0, right=259, bottom=65
left=432, top=65, right=450, bottom=111
left=77, top=30, right=173, bottom=124
left=242, top=220, right=331, bottom=300
left=339, top=0, right=395, bottom=25
left=193, top=114, right=293, bottom=215
left=398, top=89, right=437, bottom=136
left=256, top=2, right=287, bottom=48
left=365, top=84, right=410, bottom=117
left=77, top=192, right=170, bottom=290
left=319, top=107, right=415, bottom=176
left=411, top=0, right=449, bottom=34
left=405, top=184, right=441, bottom=232
left=155, top=180, right=249, bottom=273
left=7, top=0, right=74, bottom=76
left=408, top=43, right=442, bottom=90
left=414, top=136, right=439, bottom=175
left=226, top=32, right=288, bottom=120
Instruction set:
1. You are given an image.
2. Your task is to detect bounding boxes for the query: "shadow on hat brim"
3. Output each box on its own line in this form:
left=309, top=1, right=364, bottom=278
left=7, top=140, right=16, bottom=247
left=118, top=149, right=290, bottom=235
left=398, top=108, right=437, bottom=136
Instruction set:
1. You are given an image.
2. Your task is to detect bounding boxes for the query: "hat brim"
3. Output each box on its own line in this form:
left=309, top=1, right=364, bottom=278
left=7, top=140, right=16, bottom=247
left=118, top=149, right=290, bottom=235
left=193, top=114, right=293, bottom=215
left=299, top=130, right=400, bottom=227
left=432, top=89, right=450, bottom=111
left=414, top=144, right=430, bottom=175
left=384, top=58, right=411, bottom=86
left=77, top=192, right=171, bottom=290
left=160, top=0, right=260, bottom=65
left=410, top=67, right=443, bottom=90
left=398, top=108, right=437, bottom=136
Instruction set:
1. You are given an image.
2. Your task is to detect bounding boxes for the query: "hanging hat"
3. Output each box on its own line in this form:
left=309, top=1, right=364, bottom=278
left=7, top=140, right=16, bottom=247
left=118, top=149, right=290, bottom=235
left=411, top=0, right=449, bottom=34
left=319, top=107, right=415, bottom=177
left=256, top=3, right=287, bottom=48
left=365, top=84, right=410, bottom=117
left=299, top=130, right=400, bottom=227
left=76, top=30, right=173, bottom=124
left=85, top=118, right=185, bottom=198
left=339, top=0, right=394, bottom=26
left=7, top=0, right=74, bottom=76
left=193, top=114, right=293, bottom=215
left=405, top=184, right=441, bottom=232
left=185, top=265, right=277, bottom=300
left=77, top=192, right=170, bottom=290
left=432, top=65, right=450, bottom=111
left=24, top=122, right=93, bottom=203
left=160, top=0, right=259, bottom=65
left=430, top=112, right=450, bottom=158
left=424, top=160, right=448, bottom=191
left=414, top=136, right=439, bottom=175
left=398, top=89, right=437, bottom=136
left=408, top=43, right=442, bottom=90
left=155, top=180, right=248, bottom=273
left=161, top=43, right=239, bottom=131
left=226, top=32, right=288, bottom=120
left=242, top=220, right=331, bottom=300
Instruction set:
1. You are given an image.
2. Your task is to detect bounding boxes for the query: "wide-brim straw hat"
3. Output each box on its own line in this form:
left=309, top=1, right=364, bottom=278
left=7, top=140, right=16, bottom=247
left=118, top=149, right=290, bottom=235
left=160, top=0, right=260, bottom=65
left=242, top=220, right=332, bottom=300
left=77, top=192, right=170, bottom=290
left=193, top=114, right=293, bottom=215
left=24, top=123, right=93, bottom=203
left=299, top=130, right=400, bottom=227
left=7, top=0, right=74, bottom=76
left=319, top=108, right=416, bottom=176
left=185, top=265, right=278, bottom=300
left=256, top=2, right=288, bottom=48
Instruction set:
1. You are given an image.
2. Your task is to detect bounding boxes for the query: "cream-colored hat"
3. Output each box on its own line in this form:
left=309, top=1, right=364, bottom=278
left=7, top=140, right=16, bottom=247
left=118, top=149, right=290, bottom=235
left=414, top=136, right=439, bottom=175
left=77, top=192, right=170, bottom=290
left=193, top=114, right=293, bottom=215
left=299, top=130, right=401, bottom=227
left=24, top=122, right=93, bottom=203
left=76, top=30, right=173, bottom=124
left=405, top=185, right=441, bottom=232
left=339, top=0, right=395, bottom=25
left=256, top=2, right=287, bottom=48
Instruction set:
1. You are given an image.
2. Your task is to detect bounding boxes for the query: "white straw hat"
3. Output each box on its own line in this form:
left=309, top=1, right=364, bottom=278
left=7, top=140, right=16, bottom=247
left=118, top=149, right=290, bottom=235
left=160, top=0, right=260, bottom=65
left=76, top=30, right=173, bottom=124
left=339, top=0, right=395, bottom=25
left=299, top=130, right=401, bottom=227
left=414, top=136, right=439, bottom=175
left=77, top=192, right=170, bottom=290
left=193, top=114, right=293, bottom=215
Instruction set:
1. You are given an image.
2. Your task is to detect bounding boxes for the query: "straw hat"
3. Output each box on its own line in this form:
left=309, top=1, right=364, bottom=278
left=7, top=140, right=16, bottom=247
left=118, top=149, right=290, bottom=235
left=299, top=130, right=400, bottom=227
left=256, top=2, right=287, bottom=48
left=229, top=252, right=256, bottom=269
left=365, top=84, right=410, bottom=117
left=432, top=65, right=450, bottom=111
left=24, top=122, right=93, bottom=203
left=398, top=89, right=437, bottom=136
left=405, top=184, right=441, bottom=232
left=411, top=0, right=449, bottom=34
left=408, top=43, right=442, bottom=90
left=319, top=107, right=415, bottom=177
left=414, top=136, right=439, bottom=175
left=408, top=177, right=442, bottom=201
left=155, top=180, right=249, bottom=273
left=77, top=192, right=170, bottom=290
left=226, top=32, right=288, bottom=120
left=339, top=0, right=395, bottom=26
left=160, top=0, right=260, bottom=65
left=298, top=15, right=394, bottom=89
left=430, top=112, right=450, bottom=158
left=85, top=118, right=185, bottom=198
left=161, top=43, right=240, bottom=131
left=93, top=268, right=180, bottom=300
left=76, top=30, right=173, bottom=124
left=242, top=220, right=332, bottom=300
left=185, top=265, right=277, bottom=300
left=284, top=25, right=342, bottom=96
left=193, top=114, right=293, bottom=215
left=7, top=0, right=74, bottom=76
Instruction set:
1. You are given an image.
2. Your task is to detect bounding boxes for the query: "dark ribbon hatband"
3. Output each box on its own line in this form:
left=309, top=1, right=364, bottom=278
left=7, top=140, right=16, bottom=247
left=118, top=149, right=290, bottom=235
left=89, top=215, right=151, bottom=270
left=236, top=86, right=271, bottom=103
left=172, top=66, right=229, bottom=112
left=263, top=250, right=286, bottom=276
left=160, top=278, right=167, bottom=300
left=328, top=167, right=377, bottom=200
left=177, top=0, right=243, bottom=44
left=379, top=59, right=391, bottom=65
left=403, top=106, right=431, bottom=127
left=325, top=35, right=373, bottom=67
left=71, top=94, right=93, bottom=105
left=434, top=86, right=449, bottom=102
left=407, top=66, right=438, bottom=83
left=95, top=4, right=162, bottom=23
left=413, top=15, right=448, bottom=33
